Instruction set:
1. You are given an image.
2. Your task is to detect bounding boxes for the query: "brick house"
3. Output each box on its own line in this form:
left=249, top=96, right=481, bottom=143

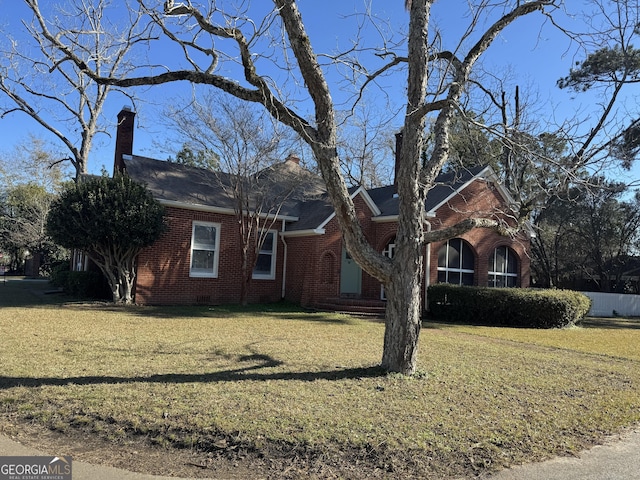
left=113, top=107, right=530, bottom=313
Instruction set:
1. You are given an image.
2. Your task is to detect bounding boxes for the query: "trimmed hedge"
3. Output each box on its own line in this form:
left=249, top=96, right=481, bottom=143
left=427, top=284, right=592, bottom=328
left=48, top=261, right=70, bottom=287
left=50, top=266, right=110, bottom=300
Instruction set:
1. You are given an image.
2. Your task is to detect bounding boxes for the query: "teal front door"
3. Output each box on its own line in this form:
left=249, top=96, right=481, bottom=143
left=340, top=246, right=362, bottom=295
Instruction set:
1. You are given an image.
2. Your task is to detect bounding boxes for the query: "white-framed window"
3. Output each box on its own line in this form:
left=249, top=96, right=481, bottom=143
left=253, top=230, right=277, bottom=280
left=437, top=238, right=475, bottom=286
left=488, top=245, right=519, bottom=287
left=190, top=221, right=220, bottom=278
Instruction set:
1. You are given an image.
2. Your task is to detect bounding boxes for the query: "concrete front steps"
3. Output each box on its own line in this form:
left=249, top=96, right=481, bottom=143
left=314, top=297, right=386, bottom=317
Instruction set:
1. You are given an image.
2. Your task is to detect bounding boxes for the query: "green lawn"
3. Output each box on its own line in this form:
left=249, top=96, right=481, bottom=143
left=1, top=279, right=639, bottom=478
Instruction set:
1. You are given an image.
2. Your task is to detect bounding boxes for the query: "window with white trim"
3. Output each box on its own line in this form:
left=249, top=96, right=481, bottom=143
left=437, top=238, right=475, bottom=286
left=253, top=230, right=277, bottom=279
left=190, top=221, right=220, bottom=278
left=488, top=245, right=518, bottom=287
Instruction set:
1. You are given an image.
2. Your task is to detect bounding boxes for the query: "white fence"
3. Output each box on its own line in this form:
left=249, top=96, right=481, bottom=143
left=583, top=291, right=640, bottom=317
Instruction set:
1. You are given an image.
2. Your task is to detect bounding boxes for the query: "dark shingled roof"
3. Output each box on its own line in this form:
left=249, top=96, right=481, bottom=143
left=124, top=155, right=236, bottom=209
left=367, top=165, right=487, bottom=218
left=123, top=154, right=325, bottom=219
left=123, top=154, right=488, bottom=232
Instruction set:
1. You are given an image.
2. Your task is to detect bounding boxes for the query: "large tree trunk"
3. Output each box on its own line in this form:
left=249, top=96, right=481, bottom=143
left=378, top=0, right=429, bottom=375
left=116, top=267, right=135, bottom=304
left=381, top=255, right=423, bottom=375
left=240, top=247, right=251, bottom=306
left=91, top=248, right=137, bottom=304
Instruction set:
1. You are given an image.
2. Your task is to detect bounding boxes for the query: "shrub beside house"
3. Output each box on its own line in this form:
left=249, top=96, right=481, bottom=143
left=112, top=107, right=531, bottom=313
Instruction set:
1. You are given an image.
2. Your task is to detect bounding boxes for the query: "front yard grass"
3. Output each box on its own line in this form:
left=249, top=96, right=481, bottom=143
left=1, top=280, right=639, bottom=478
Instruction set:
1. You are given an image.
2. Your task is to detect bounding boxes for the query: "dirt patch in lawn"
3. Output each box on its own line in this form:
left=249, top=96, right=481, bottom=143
left=0, top=415, right=442, bottom=479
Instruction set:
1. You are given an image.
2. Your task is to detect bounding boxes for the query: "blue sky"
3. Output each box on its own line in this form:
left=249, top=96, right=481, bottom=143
left=1, top=0, right=639, bottom=185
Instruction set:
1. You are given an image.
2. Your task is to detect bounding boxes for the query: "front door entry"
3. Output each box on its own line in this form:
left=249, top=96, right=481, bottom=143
left=340, top=245, right=362, bottom=295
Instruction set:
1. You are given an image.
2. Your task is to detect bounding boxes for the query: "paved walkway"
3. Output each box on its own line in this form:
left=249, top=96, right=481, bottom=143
left=1, top=427, right=639, bottom=479
left=484, top=426, right=640, bottom=480
left=0, top=435, right=195, bottom=480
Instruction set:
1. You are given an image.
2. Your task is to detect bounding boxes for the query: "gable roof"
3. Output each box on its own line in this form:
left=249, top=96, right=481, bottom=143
left=122, top=154, right=324, bottom=220
left=282, top=165, right=495, bottom=233
left=366, top=165, right=489, bottom=218
left=124, top=154, right=235, bottom=210
left=123, top=155, right=505, bottom=234
left=311, top=186, right=381, bottom=232
left=423, top=165, right=491, bottom=214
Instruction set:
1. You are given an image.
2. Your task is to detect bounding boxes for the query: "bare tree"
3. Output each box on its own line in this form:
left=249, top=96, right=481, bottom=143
left=163, top=92, right=322, bottom=305
left=555, top=0, right=640, bottom=176
left=336, top=105, right=396, bottom=188
left=26, top=0, right=569, bottom=374
left=0, top=0, right=152, bottom=178
left=0, top=183, right=54, bottom=272
left=0, top=136, right=69, bottom=192
left=0, top=138, right=68, bottom=273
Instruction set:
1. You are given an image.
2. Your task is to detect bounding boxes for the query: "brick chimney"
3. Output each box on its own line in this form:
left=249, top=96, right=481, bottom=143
left=113, top=106, right=135, bottom=175
left=285, top=153, right=300, bottom=165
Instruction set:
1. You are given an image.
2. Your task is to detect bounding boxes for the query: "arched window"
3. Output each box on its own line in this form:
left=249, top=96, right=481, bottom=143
left=437, top=238, right=475, bottom=286
left=488, top=246, right=519, bottom=287
left=320, top=251, right=336, bottom=284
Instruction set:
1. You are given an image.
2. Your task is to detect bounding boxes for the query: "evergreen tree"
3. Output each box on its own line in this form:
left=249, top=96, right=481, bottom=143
left=46, top=174, right=166, bottom=303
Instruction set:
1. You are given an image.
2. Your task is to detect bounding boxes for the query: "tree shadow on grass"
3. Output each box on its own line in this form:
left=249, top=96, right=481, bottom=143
left=0, top=363, right=387, bottom=391
left=0, top=281, right=368, bottom=325
left=578, top=317, right=640, bottom=330
left=52, top=303, right=362, bottom=325
left=131, top=306, right=362, bottom=325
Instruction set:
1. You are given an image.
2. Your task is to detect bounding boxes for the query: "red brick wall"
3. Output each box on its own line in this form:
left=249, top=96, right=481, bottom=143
left=283, top=193, right=399, bottom=307
left=134, top=206, right=283, bottom=305
left=283, top=235, right=322, bottom=305
left=283, top=179, right=531, bottom=310
left=284, top=218, right=342, bottom=307
left=427, top=180, right=531, bottom=288
left=137, top=179, right=531, bottom=307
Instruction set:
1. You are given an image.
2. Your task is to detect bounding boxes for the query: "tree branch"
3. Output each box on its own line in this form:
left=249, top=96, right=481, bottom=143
left=425, top=217, right=515, bottom=244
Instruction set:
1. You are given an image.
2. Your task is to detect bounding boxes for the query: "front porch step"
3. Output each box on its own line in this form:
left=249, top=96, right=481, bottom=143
left=314, top=297, right=386, bottom=317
